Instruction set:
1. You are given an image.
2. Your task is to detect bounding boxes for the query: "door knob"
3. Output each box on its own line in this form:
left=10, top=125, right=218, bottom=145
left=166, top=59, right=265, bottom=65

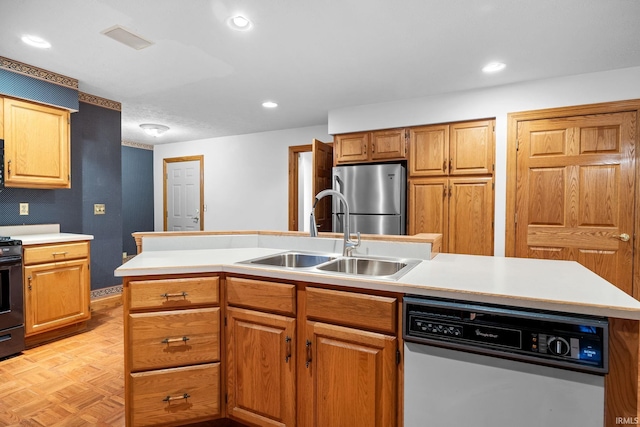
left=616, top=233, right=630, bottom=242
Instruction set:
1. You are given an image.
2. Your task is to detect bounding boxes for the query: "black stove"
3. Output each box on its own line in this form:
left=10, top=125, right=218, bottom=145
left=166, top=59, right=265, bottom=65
left=0, top=237, right=24, bottom=359
left=0, top=237, right=22, bottom=259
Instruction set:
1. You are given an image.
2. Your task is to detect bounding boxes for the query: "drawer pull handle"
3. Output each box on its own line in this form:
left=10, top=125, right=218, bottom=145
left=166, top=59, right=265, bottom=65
left=305, top=339, right=312, bottom=368
left=52, top=251, right=68, bottom=256
left=163, top=393, right=190, bottom=403
left=161, top=336, right=190, bottom=344
left=160, top=291, right=188, bottom=299
left=285, top=336, right=292, bottom=363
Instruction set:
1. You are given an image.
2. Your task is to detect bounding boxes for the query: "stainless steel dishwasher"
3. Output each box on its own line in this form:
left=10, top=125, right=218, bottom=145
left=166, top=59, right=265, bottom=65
left=403, top=296, right=608, bottom=427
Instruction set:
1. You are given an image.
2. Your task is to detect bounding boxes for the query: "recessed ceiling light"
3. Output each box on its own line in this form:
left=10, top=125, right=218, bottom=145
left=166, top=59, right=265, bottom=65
left=21, top=35, right=51, bottom=49
left=140, top=123, right=170, bottom=137
left=227, top=15, right=252, bottom=31
left=262, top=101, right=278, bottom=108
left=482, top=62, right=506, bottom=73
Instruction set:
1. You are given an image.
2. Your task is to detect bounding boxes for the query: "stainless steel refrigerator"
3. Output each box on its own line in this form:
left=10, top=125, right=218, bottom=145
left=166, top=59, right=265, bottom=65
left=332, top=163, right=406, bottom=235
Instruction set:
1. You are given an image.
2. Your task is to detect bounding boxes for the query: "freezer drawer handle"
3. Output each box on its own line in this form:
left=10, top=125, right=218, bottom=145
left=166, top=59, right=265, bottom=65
left=163, top=393, right=190, bottom=403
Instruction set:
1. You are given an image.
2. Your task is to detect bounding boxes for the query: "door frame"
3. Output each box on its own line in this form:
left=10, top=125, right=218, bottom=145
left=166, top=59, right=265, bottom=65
left=505, top=99, right=640, bottom=299
left=163, top=155, right=205, bottom=231
left=288, top=144, right=312, bottom=231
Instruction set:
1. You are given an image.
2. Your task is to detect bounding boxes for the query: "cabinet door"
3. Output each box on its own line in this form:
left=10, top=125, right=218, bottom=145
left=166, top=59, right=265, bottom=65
left=371, top=129, right=406, bottom=161
left=301, top=321, right=396, bottom=427
left=24, top=259, right=90, bottom=336
left=227, top=307, right=296, bottom=427
left=408, top=178, right=449, bottom=250
left=409, top=125, right=449, bottom=177
left=3, top=98, right=70, bottom=188
left=449, top=120, right=494, bottom=175
left=448, top=177, right=494, bottom=255
left=335, top=132, right=370, bottom=164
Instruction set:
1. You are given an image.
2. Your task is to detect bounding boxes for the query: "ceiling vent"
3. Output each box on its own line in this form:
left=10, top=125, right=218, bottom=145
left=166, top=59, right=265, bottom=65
left=101, top=25, right=154, bottom=50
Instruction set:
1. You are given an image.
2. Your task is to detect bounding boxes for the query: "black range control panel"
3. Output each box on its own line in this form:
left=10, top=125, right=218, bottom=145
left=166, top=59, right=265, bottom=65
left=404, top=296, right=608, bottom=375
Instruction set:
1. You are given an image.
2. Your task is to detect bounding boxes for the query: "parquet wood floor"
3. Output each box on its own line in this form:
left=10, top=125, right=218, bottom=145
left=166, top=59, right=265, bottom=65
left=0, top=306, right=125, bottom=426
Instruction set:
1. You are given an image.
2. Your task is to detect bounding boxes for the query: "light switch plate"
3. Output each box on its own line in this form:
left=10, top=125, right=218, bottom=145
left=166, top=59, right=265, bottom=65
left=19, top=203, right=29, bottom=215
left=94, top=204, right=106, bottom=215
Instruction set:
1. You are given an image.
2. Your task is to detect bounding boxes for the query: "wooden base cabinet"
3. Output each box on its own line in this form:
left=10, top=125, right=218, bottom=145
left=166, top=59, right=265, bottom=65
left=302, top=321, right=397, bottom=427
left=225, top=277, right=297, bottom=427
left=300, top=287, right=399, bottom=427
left=23, top=241, right=91, bottom=343
left=226, top=307, right=296, bottom=427
left=124, top=275, right=222, bottom=427
left=409, top=177, right=494, bottom=255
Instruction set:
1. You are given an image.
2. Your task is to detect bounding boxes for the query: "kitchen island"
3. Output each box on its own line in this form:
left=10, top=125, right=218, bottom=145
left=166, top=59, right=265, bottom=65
left=116, top=231, right=640, bottom=427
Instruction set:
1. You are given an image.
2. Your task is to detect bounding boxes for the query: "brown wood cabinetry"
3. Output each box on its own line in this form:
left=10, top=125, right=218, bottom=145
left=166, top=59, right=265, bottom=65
left=408, top=119, right=495, bottom=255
left=225, top=277, right=296, bottom=427
left=300, top=287, right=399, bottom=427
left=335, top=128, right=407, bottom=164
left=2, top=97, right=71, bottom=189
left=23, top=241, right=91, bottom=343
left=124, top=275, right=222, bottom=427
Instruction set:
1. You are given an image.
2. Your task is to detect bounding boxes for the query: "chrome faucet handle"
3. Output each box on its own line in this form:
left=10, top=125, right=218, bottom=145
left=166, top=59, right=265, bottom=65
left=345, top=232, right=361, bottom=256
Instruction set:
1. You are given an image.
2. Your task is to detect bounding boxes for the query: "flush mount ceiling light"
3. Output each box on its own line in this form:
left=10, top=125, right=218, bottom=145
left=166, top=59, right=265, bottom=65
left=21, top=35, right=51, bottom=49
left=227, top=15, right=253, bottom=31
left=262, top=101, right=278, bottom=108
left=140, top=123, right=170, bottom=137
left=482, top=62, right=506, bottom=73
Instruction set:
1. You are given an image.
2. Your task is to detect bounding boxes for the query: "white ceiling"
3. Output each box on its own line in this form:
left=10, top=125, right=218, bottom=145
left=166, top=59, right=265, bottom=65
left=1, top=0, right=640, bottom=145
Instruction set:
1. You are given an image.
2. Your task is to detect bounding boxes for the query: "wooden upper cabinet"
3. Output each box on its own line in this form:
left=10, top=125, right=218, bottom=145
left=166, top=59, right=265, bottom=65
left=409, top=125, right=449, bottom=176
left=409, top=120, right=494, bottom=177
left=335, top=129, right=407, bottom=164
left=449, top=120, right=494, bottom=175
left=335, top=132, right=370, bottom=164
left=3, top=97, right=71, bottom=189
left=370, top=128, right=406, bottom=161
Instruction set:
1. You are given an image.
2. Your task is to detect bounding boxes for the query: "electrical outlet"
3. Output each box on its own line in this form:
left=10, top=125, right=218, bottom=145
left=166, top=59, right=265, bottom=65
left=94, top=204, right=106, bottom=215
left=19, top=203, right=29, bottom=215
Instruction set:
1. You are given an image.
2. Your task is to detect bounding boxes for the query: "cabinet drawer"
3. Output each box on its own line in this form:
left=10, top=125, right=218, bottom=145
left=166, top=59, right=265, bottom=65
left=129, top=307, right=220, bottom=371
left=227, top=277, right=296, bottom=316
left=306, top=287, right=397, bottom=334
left=23, top=241, right=89, bottom=265
left=129, top=276, right=219, bottom=310
left=130, top=363, right=221, bottom=427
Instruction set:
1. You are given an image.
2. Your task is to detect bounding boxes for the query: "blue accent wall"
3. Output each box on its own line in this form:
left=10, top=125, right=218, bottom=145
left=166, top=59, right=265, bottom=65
left=122, top=146, right=154, bottom=256
left=0, top=101, right=122, bottom=291
left=0, top=68, right=79, bottom=111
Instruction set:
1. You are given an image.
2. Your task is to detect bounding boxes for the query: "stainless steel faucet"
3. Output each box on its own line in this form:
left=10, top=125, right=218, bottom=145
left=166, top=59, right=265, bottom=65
left=310, top=189, right=361, bottom=256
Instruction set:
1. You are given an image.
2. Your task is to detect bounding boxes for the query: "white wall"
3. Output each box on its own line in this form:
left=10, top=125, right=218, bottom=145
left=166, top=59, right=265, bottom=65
left=153, top=125, right=332, bottom=231
left=328, top=66, right=640, bottom=256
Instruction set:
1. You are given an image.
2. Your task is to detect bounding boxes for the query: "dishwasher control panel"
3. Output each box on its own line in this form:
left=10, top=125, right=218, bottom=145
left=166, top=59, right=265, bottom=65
left=404, top=296, right=608, bottom=374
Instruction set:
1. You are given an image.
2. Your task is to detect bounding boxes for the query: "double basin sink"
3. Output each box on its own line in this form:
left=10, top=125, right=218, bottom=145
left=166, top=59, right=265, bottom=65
left=240, top=251, right=421, bottom=280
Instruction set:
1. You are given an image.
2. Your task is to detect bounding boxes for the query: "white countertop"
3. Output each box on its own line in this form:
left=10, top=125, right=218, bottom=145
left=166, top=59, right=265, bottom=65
left=115, top=240, right=640, bottom=320
left=0, top=224, right=93, bottom=245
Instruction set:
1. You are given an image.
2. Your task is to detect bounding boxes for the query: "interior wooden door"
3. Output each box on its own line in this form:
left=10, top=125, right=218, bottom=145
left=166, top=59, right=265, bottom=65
left=514, top=111, right=636, bottom=295
left=312, top=139, right=334, bottom=232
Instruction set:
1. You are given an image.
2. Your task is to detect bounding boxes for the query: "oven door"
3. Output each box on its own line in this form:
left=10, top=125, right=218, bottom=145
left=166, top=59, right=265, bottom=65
left=0, top=256, right=24, bottom=331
